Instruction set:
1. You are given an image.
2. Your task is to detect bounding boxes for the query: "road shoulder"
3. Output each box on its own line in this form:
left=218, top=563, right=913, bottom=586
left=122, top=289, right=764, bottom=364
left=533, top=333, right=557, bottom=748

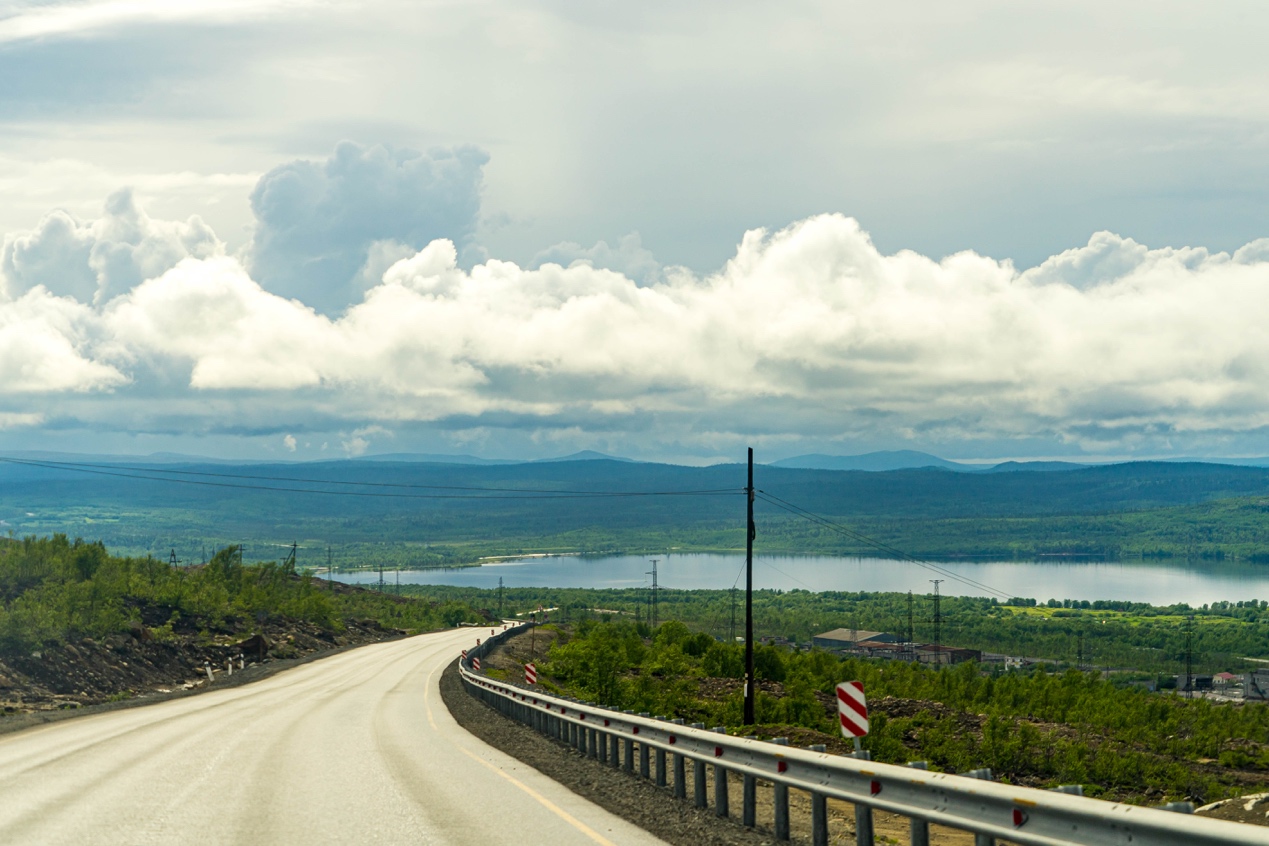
left=439, top=662, right=779, bottom=846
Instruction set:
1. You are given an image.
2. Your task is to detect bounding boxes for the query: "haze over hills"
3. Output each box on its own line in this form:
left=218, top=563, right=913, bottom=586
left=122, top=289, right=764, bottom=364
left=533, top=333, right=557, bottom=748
left=770, top=451, right=1269, bottom=473
left=5, top=454, right=1269, bottom=564
left=770, top=451, right=968, bottom=472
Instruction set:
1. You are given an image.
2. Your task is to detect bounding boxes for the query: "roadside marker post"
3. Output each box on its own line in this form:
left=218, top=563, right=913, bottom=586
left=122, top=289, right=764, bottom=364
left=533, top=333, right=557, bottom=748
left=837, top=681, right=872, bottom=845
left=837, top=681, right=869, bottom=752
left=472, top=657, right=481, bottom=671
left=525, top=663, right=537, bottom=684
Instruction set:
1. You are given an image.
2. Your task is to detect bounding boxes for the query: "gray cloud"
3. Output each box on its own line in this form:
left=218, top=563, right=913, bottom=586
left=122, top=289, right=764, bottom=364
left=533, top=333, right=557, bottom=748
left=247, top=141, right=488, bottom=314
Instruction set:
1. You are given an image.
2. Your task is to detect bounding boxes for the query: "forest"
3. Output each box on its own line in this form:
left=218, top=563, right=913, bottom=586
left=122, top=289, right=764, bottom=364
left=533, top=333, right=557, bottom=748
left=519, top=617, right=1269, bottom=804
left=407, top=583, right=1269, bottom=676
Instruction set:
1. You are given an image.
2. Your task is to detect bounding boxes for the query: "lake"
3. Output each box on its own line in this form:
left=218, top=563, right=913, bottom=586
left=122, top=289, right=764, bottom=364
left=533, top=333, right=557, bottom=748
left=333, top=553, right=1269, bottom=607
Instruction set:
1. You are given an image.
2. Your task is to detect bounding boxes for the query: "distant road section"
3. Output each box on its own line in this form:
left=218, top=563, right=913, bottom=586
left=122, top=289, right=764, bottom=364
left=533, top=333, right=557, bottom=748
left=0, top=628, right=665, bottom=846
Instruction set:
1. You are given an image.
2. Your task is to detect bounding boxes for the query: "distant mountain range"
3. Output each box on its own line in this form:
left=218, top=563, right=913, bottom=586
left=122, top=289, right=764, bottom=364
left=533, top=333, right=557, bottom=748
left=6, top=447, right=1269, bottom=474
left=770, top=450, right=967, bottom=472
left=769, top=450, right=1269, bottom=473
left=360, top=449, right=634, bottom=465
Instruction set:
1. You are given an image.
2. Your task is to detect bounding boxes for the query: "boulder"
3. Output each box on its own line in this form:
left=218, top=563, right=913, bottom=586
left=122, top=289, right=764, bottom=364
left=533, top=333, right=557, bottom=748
left=236, top=633, right=271, bottom=660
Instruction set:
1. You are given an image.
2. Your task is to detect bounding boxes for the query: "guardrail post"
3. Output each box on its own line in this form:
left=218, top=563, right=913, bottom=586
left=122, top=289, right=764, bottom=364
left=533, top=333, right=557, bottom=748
left=656, top=744, right=668, bottom=787
left=692, top=724, right=708, bottom=808
left=773, top=737, right=790, bottom=841
left=598, top=728, right=609, bottom=764
left=742, top=735, right=757, bottom=827
left=907, top=762, right=930, bottom=846
left=713, top=727, right=729, bottom=818
left=853, top=749, right=873, bottom=846
left=961, top=769, right=995, bottom=846
left=623, top=713, right=635, bottom=773
left=639, top=714, right=651, bottom=778
left=589, top=727, right=599, bottom=760
left=672, top=719, right=687, bottom=799
left=809, top=744, right=828, bottom=846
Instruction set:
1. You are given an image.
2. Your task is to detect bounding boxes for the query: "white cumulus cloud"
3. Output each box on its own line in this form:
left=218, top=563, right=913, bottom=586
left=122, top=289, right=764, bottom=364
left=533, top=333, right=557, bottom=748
left=4, top=207, right=1269, bottom=457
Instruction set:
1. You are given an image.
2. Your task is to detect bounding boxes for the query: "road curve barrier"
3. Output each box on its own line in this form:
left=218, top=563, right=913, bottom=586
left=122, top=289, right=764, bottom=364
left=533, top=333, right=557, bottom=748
left=459, top=624, right=1268, bottom=846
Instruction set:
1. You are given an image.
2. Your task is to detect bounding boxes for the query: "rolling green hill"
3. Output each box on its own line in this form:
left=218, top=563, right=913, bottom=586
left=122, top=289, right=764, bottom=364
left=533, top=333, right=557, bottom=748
left=2, top=457, right=1269, bottom=566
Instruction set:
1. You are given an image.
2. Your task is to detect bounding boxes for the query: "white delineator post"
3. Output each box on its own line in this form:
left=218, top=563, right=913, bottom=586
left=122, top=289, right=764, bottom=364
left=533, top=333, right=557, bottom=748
left=525, top=663, right=537, bottom=684
left=472, top=657, right=481, bottom=671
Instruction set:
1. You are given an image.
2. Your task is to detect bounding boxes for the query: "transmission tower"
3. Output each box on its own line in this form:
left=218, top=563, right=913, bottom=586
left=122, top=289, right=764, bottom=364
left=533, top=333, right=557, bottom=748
left=907, top=590, right=915, bottom=661
left=930, top=579, right=944, bottom=662
left=729, top=586, right=737, bottom=642
left=647, top=559, right=659, bottom=629
left=169, top=549, right=178, bottom=567
left=1184, top=615, right=1195, bottom=698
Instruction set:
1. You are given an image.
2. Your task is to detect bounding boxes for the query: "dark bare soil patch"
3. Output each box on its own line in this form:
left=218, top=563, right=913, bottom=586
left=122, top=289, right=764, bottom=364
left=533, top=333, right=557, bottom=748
left=0, top=596, right=409, bottom=733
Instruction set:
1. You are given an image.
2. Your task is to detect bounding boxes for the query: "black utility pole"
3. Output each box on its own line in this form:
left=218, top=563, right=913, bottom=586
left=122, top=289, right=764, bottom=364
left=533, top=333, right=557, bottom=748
left=743, top=448, right=756, bottom=726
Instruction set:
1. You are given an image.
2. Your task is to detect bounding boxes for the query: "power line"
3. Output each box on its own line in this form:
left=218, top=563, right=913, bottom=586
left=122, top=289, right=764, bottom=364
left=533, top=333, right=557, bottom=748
left=0, top=456, right=739, bottom=501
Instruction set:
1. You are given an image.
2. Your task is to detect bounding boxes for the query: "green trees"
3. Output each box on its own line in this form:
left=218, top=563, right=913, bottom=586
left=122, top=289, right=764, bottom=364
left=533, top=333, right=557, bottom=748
left=538, top=617, right=1269, bottom=803
left=0, top=535, right=483, bottom=656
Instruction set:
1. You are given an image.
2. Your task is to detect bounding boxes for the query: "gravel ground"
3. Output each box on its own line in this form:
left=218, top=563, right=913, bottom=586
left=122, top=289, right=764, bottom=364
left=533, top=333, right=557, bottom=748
left=440, top=661, right=784, bottom=846
left=440, top=660, right=993, bottom=846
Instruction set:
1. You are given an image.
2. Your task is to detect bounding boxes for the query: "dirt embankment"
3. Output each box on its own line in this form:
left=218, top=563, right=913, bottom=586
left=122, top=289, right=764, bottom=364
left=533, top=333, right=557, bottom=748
left=0, top=596, right=411, bottom=733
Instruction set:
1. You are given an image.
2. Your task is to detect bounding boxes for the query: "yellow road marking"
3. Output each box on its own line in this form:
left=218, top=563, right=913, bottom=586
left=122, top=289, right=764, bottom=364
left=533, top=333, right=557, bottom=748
left=425, top=644, right=617, bottom=846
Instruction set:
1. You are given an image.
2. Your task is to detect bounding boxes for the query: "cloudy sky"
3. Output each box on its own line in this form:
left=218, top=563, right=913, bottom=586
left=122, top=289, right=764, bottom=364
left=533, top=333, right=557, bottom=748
left=3, top=0, right=1269, bottom=463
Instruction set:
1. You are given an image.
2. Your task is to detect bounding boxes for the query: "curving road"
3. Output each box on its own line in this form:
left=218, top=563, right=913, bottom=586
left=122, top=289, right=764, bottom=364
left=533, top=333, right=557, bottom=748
left=0, top=627, right=666, bottom=845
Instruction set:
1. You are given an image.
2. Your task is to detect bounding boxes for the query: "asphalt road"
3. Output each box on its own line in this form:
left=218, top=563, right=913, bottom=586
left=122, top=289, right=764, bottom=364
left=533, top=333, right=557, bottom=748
left=0, top=627, right=667, bottom=845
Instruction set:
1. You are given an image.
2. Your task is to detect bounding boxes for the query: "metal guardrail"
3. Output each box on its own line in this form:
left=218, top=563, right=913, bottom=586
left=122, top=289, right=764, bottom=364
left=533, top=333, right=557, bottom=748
left=460, top=623, right=1269, bottom=846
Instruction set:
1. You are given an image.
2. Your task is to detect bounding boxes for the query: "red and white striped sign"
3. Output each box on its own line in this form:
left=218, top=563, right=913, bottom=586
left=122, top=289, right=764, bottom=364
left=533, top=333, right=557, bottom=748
left=525, top=662, right=537, bottom=684
left=836, top=681, right=869, bottom=738
left=461, top=649, right=467, bottom=659
left=472, top=657, right=481, bottom=671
